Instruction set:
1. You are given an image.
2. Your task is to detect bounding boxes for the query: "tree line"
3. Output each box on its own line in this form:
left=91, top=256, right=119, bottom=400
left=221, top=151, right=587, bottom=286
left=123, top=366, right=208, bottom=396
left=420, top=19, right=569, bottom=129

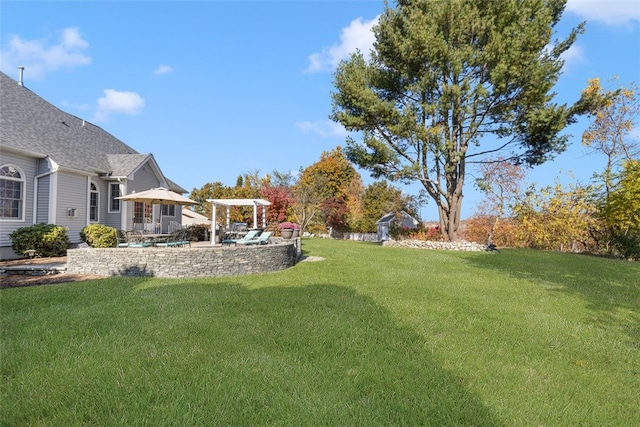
left=466, top=78, right=639, bottom=259
left=188, top=147, right=420, bottom=238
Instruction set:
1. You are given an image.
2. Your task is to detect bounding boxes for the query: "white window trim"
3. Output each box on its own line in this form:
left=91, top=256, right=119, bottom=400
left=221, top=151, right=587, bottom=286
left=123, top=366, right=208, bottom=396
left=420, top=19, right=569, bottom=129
left=108, top=182, right=122, bottom=213
left=0, top=164, right=26, bottom=222
left=89, top=181, right=100, bottom=222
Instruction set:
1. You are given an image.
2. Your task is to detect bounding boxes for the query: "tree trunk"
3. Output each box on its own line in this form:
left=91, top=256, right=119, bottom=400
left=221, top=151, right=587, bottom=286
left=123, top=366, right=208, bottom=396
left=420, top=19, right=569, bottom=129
left=437, top=187, right=463, bottom=242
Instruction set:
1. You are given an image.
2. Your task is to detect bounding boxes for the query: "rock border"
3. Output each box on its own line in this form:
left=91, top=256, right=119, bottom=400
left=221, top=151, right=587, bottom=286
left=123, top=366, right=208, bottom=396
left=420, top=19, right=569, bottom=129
left=382, top=239, right=492, bottom=251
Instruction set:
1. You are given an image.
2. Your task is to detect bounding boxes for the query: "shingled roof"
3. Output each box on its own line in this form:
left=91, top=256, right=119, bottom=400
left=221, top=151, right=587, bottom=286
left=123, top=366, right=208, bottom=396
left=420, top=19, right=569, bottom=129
left=0, top=71, right=186, bottom=193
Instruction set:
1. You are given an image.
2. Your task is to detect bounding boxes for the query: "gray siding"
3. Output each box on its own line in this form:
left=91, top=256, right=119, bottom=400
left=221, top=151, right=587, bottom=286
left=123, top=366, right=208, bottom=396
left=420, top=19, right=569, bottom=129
left=128, top=163, right=161, bottom=192
left=0, top=151, right=36, bottom=247
left=56, top=172, right=89, bottom=244
left=36, top=174, right=51, bottom=224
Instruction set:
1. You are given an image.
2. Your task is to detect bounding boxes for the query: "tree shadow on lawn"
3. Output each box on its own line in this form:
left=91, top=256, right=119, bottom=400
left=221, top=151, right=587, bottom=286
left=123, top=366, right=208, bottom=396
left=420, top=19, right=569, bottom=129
left=21, top=280, right=500, bottom=426
left=466, top=250, right=640, bottom=345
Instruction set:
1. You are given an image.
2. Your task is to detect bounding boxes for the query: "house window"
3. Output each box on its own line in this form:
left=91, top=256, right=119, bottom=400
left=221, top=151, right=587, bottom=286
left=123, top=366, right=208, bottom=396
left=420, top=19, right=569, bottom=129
left=161, top=204, right=176, bottom=217
left=133, top=202, right=153, bottom=223
left=0, top=165, right=24, bottom=220
left=89, top=182, right=99, bottom=222
left=109, top=183, right=121, bottom=212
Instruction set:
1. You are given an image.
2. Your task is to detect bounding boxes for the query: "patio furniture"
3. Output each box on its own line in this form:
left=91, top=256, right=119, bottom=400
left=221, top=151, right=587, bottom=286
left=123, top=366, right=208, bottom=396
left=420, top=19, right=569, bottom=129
left=116, top=230, right=130, bottom=248
left=125, top=231, right=153, bottom=248
left=236, top=231, right=272, bottom=246
left=155, top=228, right=190, bottom=248
left=222, top=229, right=261, bottom=246
left=142, top=233, right=172, bottom=246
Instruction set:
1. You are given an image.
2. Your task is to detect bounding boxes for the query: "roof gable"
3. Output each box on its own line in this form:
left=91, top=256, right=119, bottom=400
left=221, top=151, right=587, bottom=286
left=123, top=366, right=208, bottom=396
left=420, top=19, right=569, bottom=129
left=377, top=211, right=419, bottom=227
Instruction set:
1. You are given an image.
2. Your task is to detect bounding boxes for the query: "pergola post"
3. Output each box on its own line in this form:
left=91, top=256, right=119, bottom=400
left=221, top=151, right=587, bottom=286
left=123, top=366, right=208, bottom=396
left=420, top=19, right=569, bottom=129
left=262, top=205, right=267, bottom=228
left=211, top=204, right=217, bottom=245
left=253, top=203, right=259, bottom=229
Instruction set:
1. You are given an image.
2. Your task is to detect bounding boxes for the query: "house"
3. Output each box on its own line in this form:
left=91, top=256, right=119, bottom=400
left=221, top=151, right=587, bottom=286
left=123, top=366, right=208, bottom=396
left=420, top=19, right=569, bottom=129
left=376, top=211, right=419, bottom=242
left=182, top=207, right=211, bottom=227
left=0, top=71, right=187, bottom=259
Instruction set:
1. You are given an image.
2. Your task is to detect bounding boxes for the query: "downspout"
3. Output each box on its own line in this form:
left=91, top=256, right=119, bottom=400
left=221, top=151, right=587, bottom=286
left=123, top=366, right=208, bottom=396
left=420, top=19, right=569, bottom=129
left=33, top=158, right=58, bottom=224
left=86, top=176, right=91, bottom=225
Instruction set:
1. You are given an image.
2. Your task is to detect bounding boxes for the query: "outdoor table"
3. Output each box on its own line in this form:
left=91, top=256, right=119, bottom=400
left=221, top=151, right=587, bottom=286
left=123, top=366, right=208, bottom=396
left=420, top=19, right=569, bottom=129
left=142, top=233, right=171, bottom=246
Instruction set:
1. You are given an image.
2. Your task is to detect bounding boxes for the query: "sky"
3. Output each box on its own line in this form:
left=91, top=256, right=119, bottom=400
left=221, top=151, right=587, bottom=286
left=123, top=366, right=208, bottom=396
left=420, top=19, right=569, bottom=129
left=1, top=0, right=639, bottom=220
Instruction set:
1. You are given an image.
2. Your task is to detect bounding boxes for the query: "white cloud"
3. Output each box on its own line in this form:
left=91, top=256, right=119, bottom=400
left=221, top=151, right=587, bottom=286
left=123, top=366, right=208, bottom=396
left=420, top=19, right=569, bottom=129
left=305, top=15, right=379, bottom=73
left=94, top=89, right=145, bottom=122
left=566, top=0, right=640, bottom=26
left=0, top=27, right=91, bottom=79
left=153, top=64, right=173, bottom=75
left=561, top=43, right=586, bottom=70
left=296, top=120, right=349, bottom=138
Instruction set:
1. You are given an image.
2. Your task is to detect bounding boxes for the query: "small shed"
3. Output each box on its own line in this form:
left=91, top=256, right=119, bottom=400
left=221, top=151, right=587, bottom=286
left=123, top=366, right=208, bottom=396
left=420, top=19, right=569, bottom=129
left=377, top=211, right=419, bottom=242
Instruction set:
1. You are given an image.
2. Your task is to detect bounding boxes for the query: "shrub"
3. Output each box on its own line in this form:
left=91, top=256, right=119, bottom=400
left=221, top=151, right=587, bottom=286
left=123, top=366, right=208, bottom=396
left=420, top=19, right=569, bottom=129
left=407, top=225, right=443, bottom=241
left=186, top=224, right=209, bottom=241
left=9, top=223, right=70, bottom=257
left=80, top=224, right=117, bottom=248
left=610, top=231, right=640, bottom=260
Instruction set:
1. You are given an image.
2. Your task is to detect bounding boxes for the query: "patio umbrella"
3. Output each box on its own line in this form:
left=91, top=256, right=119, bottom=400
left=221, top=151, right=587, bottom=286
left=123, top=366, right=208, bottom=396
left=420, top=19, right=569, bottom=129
left=117, top=187, right=198, bottom=206
left=117, top=187, right=198, bottom=232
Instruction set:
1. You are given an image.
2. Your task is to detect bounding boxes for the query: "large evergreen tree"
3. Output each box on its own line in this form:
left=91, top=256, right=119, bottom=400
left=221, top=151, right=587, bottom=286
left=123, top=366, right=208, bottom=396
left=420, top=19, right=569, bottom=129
left=331, top=0, right=588, bottom=241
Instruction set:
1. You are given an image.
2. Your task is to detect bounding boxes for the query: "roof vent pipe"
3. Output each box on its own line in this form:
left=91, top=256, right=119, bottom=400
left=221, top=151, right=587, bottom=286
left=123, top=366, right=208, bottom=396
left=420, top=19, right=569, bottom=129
left=18, top=66, right=24, bottom=86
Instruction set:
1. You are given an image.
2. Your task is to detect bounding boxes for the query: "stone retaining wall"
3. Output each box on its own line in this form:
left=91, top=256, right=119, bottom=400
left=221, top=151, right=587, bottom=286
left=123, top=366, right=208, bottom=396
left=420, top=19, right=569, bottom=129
left=67, top=239, right=300, bottom=278
left=382, top=239, right=490, bottom=251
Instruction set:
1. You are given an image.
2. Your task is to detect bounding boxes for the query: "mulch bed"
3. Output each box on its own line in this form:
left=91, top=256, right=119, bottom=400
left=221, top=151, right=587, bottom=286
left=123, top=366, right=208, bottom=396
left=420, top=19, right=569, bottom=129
left=0, top=257, right=103, bottom=289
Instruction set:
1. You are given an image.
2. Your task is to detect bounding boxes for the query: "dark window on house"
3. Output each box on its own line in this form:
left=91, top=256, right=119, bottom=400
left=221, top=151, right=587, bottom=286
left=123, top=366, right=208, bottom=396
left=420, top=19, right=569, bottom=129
left=109, top=183, right=121, bottom=212
left=161, top=204, right=175, bottom=217
left=90, top=182, right=99, bottom=222
left=0, top=165, right=24, bottom=220
left=133, top=202, right=153, bottom=223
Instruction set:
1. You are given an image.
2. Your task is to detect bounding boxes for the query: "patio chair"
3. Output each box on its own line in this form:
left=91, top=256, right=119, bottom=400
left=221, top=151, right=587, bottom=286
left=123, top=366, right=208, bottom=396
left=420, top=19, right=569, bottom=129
left=222, top=229, right=261, bottom=246
left=235, top=231, right=272, bottom=246
left=155, top=228, right=190, bottom=248
left=116, top=230, right=129, bottom=248
left=125, top=230, right=153, bottom=248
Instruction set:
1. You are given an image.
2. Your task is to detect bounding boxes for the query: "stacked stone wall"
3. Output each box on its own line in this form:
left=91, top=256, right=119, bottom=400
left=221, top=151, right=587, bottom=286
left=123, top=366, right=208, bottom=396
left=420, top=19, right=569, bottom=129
left=382, top=239, right=490, bottom=251
left=67, top=240, right=299, bottom=278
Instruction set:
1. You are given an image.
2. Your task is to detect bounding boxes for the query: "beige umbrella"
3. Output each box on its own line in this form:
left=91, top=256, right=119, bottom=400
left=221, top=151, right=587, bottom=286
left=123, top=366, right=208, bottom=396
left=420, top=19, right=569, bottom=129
left=117, top=187, right=198, bottom=232
left=117, top=187, right=198, bottom=206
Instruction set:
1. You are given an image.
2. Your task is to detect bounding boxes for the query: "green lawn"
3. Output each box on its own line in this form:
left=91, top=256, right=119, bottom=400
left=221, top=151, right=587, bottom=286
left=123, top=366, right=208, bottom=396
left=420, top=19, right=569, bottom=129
left=2, top=239, right=638, bottom=426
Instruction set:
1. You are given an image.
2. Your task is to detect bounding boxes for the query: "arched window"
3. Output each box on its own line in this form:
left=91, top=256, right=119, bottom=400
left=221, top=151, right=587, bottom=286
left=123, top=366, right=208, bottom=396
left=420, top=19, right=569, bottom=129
left=89, top=182, right=99, bottom=222
left=0, top=165, right=25, bottom=220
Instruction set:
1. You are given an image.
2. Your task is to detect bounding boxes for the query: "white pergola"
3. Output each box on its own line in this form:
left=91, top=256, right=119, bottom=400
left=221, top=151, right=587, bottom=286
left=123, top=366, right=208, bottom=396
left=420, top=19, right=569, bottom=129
left=206, top=198, right=271, bottom=244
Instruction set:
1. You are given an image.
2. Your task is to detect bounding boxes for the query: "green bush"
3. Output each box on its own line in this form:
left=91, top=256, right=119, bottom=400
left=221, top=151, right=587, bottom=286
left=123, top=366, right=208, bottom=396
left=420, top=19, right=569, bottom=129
left=611, top=231, right=640, bottom=260
left=80, top=224, right=118, bottom=248
left=9, top=223, right=70, bottom=257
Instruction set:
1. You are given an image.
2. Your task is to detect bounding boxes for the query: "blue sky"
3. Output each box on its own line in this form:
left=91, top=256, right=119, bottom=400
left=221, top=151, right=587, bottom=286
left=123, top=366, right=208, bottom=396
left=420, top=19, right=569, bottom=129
left=1, top=1, right=639, bottom=220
